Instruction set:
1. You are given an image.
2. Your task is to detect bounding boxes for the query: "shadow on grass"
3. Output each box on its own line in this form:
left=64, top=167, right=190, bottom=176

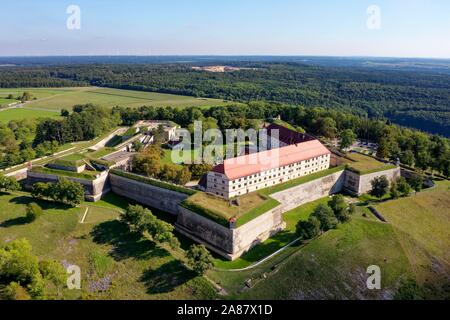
left=8, top=196, right=73, bottom=210
left=140, top=260, right=196, bottom=294
left=97, top=193, right=177, bottom=225
left=91, top=220, right=169, bottom=261
left=98, top=193, right=137, bottom=211
left=0, top=216, right=30, bottom=228
left=214, top=230, right=300, bottom=267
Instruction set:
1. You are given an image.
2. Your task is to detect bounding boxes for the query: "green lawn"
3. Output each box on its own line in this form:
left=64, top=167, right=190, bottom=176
left=21, top=87, right=229, bottom=111
left=374, top=180, right=450, bottom=294
left=0, top=192, right=216, bottom=300
left=0, top=108, right=60, bottom=124
left=86, top=147, right=117, bottom=159
left=0, top=98, right=17, bottom=106
left=181, top=192, right=280, bottom=227
left=59, top=153, right=86, bottom=163
left=214, top=197, right=330, bottom=270
left=30, top=166, right=101, bottom=180
left=344, top=153, right=396, bottom=175
left=218, top=217, right=413, bottom=299
left=209, top=181, right=450, bottom=299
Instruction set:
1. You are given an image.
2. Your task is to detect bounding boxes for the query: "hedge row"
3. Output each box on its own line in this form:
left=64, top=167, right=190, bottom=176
left=345, top=164, right=397, bottom=176
left=179, top=200, right=230, bottom=227
left=30, top=166, right=99, bottom=181
left=109, top=169, right=196, bottom=196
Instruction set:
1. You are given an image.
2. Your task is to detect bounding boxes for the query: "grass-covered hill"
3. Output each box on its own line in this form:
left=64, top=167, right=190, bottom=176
left=209, top=181, right=450, bottom=300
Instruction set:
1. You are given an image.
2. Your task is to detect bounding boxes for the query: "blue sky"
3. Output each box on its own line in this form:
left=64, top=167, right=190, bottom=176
left=1, top=0, right=449, bottom=58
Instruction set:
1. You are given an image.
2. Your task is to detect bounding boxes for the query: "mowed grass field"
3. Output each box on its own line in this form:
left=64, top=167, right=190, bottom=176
left=343, top=152, right=396, bottom=174
left=209, top=180, right=450, bottom=300
left=0, top=108, right=60, bottom=124
left=227, top=217, right=413, bottom=300
left=0, top=88, right=74, bottom=100
left=0, top=98, right=15, bottom=106
left=2, top=87, right=229, bottom=111
left=374, top=180, right=450, bottom=290
left=0, top=192, right=216, bottom=300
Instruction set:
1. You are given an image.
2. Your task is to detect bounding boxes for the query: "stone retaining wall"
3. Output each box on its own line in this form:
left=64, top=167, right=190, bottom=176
left=344, top=167, right=401, bottom=195
left=26, top=171, right=110, bottom=202
left=109, top=173, right=189, bottom=215
left=271, top=170, right=346, bottom=213
left=47, top=163, right=86, bottom=173
left=175, top=205, right=285, bottom=260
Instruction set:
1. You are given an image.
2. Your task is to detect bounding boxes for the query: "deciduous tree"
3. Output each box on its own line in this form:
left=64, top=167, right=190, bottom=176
left=186, top=245, right=214, bottom=275
left=370, top=176, right=390, bottom=199
left=311, top=204, right=338, bottom=231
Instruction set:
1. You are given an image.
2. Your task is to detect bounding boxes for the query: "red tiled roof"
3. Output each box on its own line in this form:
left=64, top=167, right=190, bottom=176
left=212, top=139, right=330, bottom=180
left=266, top=123, right=314, bottom=145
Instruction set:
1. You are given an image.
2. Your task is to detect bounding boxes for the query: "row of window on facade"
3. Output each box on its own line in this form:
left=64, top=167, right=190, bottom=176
left=213, top=159, right=329, bottom=187
left=212, top=165, right=328, bottom=192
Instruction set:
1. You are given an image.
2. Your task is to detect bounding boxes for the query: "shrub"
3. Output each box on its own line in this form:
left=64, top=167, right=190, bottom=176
left=408, top=174, right=424, bottom=192
left=0, top=239, right=66, bottom=300
left=25, top=203, right=43, bottom=222
left=394, top=279, right=425, bottom=300
left=296, top=216, right=321, bottom=240
left=370, top=176, right=390, bottom=199
left=32, top=178, right=84, bottom=207
left=311, top=204, right=338, bottom=231
left=2, top=282, right=31, bottom=300
left=328, top=195, right=351, bottom=223
left=396, top=177, right=412, bottom=196
left=0, top=174, right=20, bottom=193
left=390, top=181, right=400, bottom=199
left=121, top=205, right=176, bottom=246
left=186, top=245, right=214, bottom=275
left=32, top=182, right=50, bottom=199
left=39, top=260, right=66, bottom=286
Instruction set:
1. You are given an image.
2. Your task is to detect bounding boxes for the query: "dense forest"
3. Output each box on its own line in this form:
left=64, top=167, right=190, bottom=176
left=0, top=62, right=449, bottom=136
left=0, top=104, right=120, bottom=168
left=4, top=100, right=448, bottom=177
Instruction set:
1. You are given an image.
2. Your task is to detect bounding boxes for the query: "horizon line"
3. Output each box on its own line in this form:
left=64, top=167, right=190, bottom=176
left=1, top=54, right=450, bottom=61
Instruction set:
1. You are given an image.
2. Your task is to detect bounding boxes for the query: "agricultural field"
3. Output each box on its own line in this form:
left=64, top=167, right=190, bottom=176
left=0, top=88, right=77, bottom=100
left=11, top=87, right=229, bottom=111
left=0, top=107, right=60, bottom=124
left=0, top=191, right=216, bottom=300
left=0, top=97, right=16, bottom=106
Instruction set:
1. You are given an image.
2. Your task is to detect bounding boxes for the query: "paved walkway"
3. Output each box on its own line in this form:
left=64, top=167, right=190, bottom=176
left=216, top=236, right=303, bottom=272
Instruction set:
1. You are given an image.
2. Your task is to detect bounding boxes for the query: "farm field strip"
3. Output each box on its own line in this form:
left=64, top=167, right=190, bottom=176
left=15, top=87, right=229, bottom=110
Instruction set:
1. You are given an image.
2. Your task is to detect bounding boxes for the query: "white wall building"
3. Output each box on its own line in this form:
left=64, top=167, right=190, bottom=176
left=205, top=125, right=331, bottom=199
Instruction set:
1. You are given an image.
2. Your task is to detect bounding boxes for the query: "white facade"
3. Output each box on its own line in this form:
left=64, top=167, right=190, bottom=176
left=206, top=153, right=331, bottom=199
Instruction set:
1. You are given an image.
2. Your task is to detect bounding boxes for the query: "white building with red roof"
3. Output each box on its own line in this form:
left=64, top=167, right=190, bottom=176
left=205, top=124, right=331, bottom=199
